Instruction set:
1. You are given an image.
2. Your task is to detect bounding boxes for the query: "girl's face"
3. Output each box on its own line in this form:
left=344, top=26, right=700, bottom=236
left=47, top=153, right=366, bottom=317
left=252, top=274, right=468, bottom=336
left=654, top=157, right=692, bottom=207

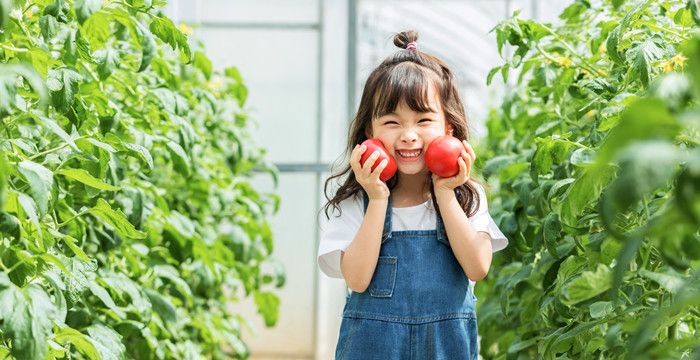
left=369, top=85, right=452, bottom=177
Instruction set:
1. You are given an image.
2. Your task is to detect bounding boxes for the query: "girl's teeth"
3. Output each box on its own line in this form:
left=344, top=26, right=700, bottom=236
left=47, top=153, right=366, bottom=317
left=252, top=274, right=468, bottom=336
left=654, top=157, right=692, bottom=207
left=398, top=150, right=421, bottom=157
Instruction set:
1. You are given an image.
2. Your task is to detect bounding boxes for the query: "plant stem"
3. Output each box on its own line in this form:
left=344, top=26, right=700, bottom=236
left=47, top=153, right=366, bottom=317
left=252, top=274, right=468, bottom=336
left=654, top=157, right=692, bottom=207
left=57, top=209, right=90, bottom=228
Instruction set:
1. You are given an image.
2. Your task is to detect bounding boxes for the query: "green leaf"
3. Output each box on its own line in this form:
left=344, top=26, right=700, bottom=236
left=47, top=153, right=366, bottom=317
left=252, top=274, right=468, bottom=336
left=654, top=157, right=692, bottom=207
left=193, top=51, right=212, bottom=80
left=74, top=0, right=101, bottom=24
left=560, top=164, right=614, bottom=226
left=606, top=0, right=652, bottom=65
left=225, top=66, right=248, bottom=107
left=0, top=274, right=56, bottom=360
left=119, top=141, right=153, bottom=169
left=530, top=137, right=579, bottom=178
left=589, top=301, right=613, bottom=318
left=88, top=198, right=146, bottom=240
left=17, top=193, right=41, bottom=239
left=137, top=23, right=156, bottom=72
left=0, top=211, right=21, bottom=240
left=47, top=227, right=91, bottom=261
left=253, top=291, right=280, bottom=327
left=689, top=0, right=700, bottom=26
left=605, top=141, right=681, bottom=214
left=0, top=152, right=8, bottom=207
left=53, top=327, right=101, bottom=360
left=95, top=48, right=119, bottom=80
left=88, top=281, right=126, bottom=318
left=543, top=213, right=561, bottom=258
left=638, top=268, right=684, bottom=294
left=86, top=324, right=126, bottom=360
left=40, top=15, right=59, bottom=40
left=561, top=264, right=612, bottom=305
left=0, top=64, right=49, bottom=111
left=18, top=160, right=54, bottom=217
left=0, top=0, right=9, bottom=31
left=149, top=16, right=191, bottom=61
left=144, top=288, right=177, bottom=323
left=627, top=37, right=666, bottom=87
left=683, top=35, right=700, bottom=96
left=48, top=68, right=81, bottom=114
left=596, top=98, right=680, bottom=165
left=56, top=168, right=121, bottom=191
left=36, top=115, right=80, bottom=151
left=166, top=140, right=192, bottom=176
left=153, top=265, right=193, bottom=306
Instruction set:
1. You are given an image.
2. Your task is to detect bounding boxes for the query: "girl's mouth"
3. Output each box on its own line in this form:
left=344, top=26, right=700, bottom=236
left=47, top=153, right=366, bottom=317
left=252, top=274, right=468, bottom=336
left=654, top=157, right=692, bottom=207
left=396, top=149, right=422, bottom=162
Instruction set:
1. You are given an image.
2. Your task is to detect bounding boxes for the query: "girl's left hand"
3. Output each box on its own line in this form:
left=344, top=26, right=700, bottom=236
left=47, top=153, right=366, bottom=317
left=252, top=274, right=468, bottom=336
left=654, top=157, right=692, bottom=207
left=432, top=140, right=476, bottom=194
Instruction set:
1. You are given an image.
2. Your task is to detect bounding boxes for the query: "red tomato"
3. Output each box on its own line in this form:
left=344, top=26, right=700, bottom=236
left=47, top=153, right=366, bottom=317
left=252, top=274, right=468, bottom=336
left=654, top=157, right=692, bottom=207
left=425, top=135, right=464, bottom=178
left=359, top=139, right=397, bottom=181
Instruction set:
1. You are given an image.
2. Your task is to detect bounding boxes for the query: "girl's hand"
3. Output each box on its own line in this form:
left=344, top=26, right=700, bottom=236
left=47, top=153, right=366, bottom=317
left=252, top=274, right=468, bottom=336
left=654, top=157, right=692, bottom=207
left=432, top=140, right=476, bottom=195
left=350, top=144, right=390, bottom=200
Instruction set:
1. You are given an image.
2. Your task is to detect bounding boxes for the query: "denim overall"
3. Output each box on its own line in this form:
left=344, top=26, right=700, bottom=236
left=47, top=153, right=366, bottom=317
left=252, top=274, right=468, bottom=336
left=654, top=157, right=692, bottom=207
left=335, top=195, right=478, bottom=360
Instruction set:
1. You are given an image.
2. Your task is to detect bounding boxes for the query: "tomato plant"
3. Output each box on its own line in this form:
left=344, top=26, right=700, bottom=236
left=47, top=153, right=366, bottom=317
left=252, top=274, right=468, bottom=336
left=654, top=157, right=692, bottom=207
left=477, top=0, right=700, bottom=358
left=0, top=0, right=282, bottom=359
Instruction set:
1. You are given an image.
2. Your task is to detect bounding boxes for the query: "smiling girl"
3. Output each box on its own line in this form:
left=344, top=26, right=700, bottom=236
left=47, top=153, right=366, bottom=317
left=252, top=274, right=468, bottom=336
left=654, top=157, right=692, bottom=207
left=318, top=30, right=508, bottom=359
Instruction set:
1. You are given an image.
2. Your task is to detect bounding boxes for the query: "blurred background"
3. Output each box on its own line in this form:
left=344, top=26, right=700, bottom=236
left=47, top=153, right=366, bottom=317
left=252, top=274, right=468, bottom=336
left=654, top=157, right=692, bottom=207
left=162, top=1, right=570, bottom=359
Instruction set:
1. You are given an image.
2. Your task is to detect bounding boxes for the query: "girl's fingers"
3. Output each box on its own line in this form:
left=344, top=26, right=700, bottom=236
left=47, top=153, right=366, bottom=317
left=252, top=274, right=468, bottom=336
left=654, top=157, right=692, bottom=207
left=372, top=159, right=388, bottom=179
left=362, top=151, right=380, bottom=176
left=463, top=140, right=476, bottom=161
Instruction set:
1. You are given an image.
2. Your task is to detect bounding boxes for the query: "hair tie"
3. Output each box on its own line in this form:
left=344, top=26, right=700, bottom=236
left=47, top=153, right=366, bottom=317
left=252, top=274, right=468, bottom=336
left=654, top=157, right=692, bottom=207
left=406, top=42, right=417, bottom=50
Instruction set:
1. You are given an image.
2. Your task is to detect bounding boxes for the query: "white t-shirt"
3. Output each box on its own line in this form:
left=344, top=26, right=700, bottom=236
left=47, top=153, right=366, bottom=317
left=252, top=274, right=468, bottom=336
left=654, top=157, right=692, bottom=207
left=317, top=183, right=509, bottom=279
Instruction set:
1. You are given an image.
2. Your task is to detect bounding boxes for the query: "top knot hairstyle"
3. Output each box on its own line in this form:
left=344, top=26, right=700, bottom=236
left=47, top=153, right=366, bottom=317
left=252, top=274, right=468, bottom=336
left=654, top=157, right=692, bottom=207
left=323, top=30, right=482, bottom=219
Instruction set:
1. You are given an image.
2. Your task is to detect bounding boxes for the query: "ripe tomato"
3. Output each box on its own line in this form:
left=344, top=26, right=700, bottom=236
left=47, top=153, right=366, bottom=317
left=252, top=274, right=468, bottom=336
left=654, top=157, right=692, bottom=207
left=359, top=138, right=397, bottom=181
left=425, top=135, right=464, bottom=178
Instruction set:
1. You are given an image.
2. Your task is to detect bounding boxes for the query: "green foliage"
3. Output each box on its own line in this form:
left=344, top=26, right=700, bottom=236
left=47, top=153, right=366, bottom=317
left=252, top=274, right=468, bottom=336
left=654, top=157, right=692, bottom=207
left=479, top=0, right=700, bottom=358
left=0, top=0, right=281, bottom=359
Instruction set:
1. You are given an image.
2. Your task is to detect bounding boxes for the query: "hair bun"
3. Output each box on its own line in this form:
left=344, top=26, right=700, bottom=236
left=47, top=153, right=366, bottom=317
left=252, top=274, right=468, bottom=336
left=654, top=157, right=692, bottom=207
left=393, top=30, right=419, bottom=50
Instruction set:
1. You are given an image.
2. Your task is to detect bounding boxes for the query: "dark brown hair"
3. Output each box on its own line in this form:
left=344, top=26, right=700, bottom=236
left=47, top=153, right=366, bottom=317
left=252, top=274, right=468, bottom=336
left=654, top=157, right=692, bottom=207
left=323, top=30, right=481, bottom=219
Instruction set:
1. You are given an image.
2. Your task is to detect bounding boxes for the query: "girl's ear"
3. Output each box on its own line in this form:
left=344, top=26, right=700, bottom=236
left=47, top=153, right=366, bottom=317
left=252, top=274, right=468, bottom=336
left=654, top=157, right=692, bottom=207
left=446, top=122, right=454, bottom=136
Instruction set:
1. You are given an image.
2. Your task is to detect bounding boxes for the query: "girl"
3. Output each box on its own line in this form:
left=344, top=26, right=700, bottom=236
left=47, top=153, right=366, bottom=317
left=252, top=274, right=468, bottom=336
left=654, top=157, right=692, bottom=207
left=318, top=30, right=509, bottom=359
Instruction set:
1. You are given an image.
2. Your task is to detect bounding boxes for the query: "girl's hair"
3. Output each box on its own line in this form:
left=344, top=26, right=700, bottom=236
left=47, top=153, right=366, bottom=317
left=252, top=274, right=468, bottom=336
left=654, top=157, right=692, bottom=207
left=323, top=30, right=482, bottom=219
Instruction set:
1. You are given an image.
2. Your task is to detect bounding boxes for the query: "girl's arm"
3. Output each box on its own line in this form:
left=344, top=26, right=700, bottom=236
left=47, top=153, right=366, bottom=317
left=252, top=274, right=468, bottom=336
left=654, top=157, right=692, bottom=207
left=340, top=198, right=388, bottom=292
left=340, top=144, right=391, bottom=292
left=434, top=140, right=492, bottom=281
left=435, top=191, right=493, bottom=281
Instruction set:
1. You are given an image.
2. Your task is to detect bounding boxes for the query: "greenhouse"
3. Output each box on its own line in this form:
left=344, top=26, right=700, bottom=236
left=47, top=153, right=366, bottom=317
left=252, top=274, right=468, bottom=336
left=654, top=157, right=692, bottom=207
left=0, top=0, right=698, bottom=359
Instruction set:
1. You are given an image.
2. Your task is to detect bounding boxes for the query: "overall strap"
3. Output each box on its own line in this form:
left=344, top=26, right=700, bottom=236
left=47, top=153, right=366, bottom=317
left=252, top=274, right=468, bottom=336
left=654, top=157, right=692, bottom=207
left=361, top=191, right=393, bottom=243
left=435, top=205, right=449, bottom=245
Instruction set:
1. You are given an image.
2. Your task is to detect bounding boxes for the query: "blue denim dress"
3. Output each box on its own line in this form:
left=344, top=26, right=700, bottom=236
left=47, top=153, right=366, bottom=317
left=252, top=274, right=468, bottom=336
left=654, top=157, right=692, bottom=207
left=335, top=195, right=479, bottom=360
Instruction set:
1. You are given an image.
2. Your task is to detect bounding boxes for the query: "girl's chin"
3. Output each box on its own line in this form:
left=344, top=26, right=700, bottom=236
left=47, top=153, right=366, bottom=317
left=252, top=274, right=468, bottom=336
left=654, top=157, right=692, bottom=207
left=396, top=165, right=429, bottom=176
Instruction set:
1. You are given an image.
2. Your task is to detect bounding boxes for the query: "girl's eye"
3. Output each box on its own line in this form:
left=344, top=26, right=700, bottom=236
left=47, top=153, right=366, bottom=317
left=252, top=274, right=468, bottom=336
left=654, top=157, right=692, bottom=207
left=419, top=119, right=432, bottom=123
left=383, top=120, right=399, bottom=125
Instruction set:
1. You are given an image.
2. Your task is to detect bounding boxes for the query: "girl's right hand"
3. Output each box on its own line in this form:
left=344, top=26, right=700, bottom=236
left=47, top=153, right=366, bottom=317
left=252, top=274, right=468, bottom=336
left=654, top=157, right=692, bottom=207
left=350, top=144, right=390, bottom=200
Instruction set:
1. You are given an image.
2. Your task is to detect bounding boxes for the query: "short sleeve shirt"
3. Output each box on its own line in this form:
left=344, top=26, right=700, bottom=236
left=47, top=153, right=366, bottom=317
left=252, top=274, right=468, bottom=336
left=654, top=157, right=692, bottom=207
left=317, top=183, right=509, bottom=278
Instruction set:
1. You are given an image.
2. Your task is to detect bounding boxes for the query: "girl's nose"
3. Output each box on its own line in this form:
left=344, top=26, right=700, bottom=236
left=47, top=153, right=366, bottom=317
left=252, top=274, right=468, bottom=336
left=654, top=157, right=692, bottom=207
left=400, top=129, right=418, bottom=143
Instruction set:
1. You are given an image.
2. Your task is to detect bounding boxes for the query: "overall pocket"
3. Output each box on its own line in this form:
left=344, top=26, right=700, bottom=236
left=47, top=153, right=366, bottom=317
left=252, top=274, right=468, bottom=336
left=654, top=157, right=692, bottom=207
left=368, top=256, right=397, bottom=298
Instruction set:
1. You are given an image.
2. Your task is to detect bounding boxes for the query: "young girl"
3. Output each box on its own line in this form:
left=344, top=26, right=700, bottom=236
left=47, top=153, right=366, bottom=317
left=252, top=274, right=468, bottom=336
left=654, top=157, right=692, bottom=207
left=318, top=30, right=508, bottom=359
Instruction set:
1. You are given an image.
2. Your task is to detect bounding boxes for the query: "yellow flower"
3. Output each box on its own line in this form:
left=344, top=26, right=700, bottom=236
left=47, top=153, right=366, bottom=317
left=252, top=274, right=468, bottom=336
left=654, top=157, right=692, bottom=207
left=660, top=60, right=674, bottom=73
left=671, top=53, right=687, bottom=67
left=598, top=43, right=607, bottom=54
left=179, top=23, right=193, bottom=36
left=555, top=56, right=573, bottom=68
left=26, top=9, right=33, bottom=18
left=206, top=77, right=223, bottom=90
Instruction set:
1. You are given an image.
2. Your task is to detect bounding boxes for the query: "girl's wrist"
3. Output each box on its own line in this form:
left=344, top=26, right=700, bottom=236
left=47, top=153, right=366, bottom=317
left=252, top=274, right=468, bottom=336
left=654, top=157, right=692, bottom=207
left=434, top=189, right=456, bottom=204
